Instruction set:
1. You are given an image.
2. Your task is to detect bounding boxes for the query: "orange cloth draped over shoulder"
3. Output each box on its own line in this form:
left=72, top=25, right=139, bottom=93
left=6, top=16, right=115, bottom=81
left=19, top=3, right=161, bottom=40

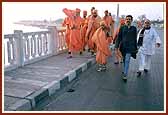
left=103, top=15, right=115, bottom=44
left=92, top=27, right=111, bottom=65
left=81, top=17, right=88, bottom=49
left=113, top=19, right=125, bottom=42
left=86, top=16, right=101, bottom=51
left=113, top=19, right=124, bottom=60
left=62, top=17, right=71, bottom=49
left=109, top=15, right=115, bottom=43
left=63, top=8, right=75, bottom=18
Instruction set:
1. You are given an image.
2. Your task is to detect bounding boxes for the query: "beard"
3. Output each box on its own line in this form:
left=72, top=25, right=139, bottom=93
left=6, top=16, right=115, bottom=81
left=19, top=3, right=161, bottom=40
left=144, top=26, right=151, bottom=29
left=126, top=22, right=131, bottom=26
left=93, top=15, right=97, bottom=18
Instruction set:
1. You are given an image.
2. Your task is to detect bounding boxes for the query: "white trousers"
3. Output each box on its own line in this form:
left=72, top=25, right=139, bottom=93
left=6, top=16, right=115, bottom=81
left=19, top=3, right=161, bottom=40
left=138, top=52, right=152, bottom=71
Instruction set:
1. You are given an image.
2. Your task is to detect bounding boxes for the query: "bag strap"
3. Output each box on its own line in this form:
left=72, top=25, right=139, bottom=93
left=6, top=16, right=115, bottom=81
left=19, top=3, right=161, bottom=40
left=137, top=28, right=145, bottom=46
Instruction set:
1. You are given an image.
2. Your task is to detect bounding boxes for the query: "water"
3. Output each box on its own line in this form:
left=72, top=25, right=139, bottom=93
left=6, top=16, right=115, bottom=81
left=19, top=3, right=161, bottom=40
left=3, top=24, right=48, bottom=35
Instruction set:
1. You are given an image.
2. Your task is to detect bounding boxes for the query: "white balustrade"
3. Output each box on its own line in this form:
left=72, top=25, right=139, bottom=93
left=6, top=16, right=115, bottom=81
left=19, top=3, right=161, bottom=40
left=4, top=27, right=67, bottom=72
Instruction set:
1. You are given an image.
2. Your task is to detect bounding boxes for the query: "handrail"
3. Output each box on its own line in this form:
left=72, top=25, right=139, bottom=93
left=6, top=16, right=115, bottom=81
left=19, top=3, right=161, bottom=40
left=4, top=28, right=67, bottom=72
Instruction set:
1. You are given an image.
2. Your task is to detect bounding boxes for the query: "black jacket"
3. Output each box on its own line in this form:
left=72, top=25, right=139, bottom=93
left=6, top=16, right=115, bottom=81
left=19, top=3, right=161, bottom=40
left=115, top=25, right=138, bottom=58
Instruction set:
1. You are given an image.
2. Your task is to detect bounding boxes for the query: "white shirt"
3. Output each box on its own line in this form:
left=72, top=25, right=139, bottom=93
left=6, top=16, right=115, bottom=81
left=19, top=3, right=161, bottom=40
left=137, top=27, right=161, bottom=55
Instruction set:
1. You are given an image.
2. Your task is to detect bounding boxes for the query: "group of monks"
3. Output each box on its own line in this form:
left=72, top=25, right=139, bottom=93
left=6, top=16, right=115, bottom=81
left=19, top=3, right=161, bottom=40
left=62, top=7, right=125, bottom=71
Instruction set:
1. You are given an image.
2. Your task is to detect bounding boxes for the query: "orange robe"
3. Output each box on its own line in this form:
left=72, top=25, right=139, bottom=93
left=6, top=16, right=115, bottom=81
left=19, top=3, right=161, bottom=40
left=81, top=17, right=88, bottom=49
left=63, top=8, right=83, bottom=52
left=113, top=26, right=120, bottom=42
left=113, top=24, right=123, bottom=61
left=109, top=15, right=115, bottom=40
left=69, top=16, right=83, bottom=52
left=103, top=16, right=114, bottom=44
left=113, top=19, right=125, bottom=61
left=86, top=15, right=101, bottom=52
left=62, top=17, right=71, bottom=49
left=92, top=27, right=111, bottom=65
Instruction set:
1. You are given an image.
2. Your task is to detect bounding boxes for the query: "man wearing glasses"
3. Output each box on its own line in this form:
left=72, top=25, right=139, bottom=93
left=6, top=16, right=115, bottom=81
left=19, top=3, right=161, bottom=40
left=115, top=15, right=138, bottom=82
left=136, top=19, right=161, bottom=77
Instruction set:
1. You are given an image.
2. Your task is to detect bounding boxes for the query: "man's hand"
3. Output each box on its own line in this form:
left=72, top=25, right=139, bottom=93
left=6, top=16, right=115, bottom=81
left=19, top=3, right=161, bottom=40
left=156, top=43, right=161, bottom=48
left=137, top=46, right=139, bottom=50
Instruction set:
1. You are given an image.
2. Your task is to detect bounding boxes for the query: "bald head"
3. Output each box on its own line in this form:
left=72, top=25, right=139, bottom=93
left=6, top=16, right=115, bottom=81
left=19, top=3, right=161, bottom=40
left=144, top=19, right=151, bottom=24
left=92, top=9, right=98, bottom=17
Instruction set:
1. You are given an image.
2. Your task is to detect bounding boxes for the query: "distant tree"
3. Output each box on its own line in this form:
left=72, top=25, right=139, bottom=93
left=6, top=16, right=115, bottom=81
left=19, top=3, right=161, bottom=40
left=138, top=14, right=146, bottom=23
left=55, top=18, right=64, bottom=24
left=138, top=14, right=147, bottom=23
left=112, top=14, right=116, bottom=19
left=121, top=15, right=125, bottom=19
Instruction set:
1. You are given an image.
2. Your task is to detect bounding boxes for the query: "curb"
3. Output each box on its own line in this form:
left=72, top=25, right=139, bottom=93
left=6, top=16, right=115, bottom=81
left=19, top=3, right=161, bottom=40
left=7, top=58, right=96, bottom=111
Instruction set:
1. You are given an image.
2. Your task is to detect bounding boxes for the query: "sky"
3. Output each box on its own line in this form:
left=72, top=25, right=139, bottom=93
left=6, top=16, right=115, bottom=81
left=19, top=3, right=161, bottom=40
left=2, top=2, right=165, bottom=34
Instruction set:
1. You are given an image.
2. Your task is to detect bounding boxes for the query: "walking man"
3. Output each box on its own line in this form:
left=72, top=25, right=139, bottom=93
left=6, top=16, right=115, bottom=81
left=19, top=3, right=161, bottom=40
left=81, top=10, right=88, bottom=52
left=92, top=21, right=111, bottom=71
left=63, top=8, right=83, bottom=58
left=137, top=19, right=161, bottom=77
left=115, top=15, right=138, bottom=81
left=85, top=9, right=101, bottom=55
left=113, top=19, right=125, bottom=64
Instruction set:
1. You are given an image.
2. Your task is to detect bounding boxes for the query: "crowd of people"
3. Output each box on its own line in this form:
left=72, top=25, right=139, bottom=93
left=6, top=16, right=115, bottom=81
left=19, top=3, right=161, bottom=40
left=62, top=7, right=161, bottom=82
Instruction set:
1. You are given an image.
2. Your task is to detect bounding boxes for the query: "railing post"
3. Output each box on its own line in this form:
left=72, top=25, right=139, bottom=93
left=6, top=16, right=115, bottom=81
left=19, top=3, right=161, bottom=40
left=14, top=30, right=24, bottom=67
left=48, top=27, right=58, bottom=55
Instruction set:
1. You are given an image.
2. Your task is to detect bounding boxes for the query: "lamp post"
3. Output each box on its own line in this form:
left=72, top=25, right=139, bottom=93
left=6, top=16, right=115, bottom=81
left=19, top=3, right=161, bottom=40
left=115, top=3, right=120, bottom=30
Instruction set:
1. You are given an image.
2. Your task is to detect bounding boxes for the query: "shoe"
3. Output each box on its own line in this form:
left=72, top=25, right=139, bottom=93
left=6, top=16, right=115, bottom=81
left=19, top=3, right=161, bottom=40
left=144, top=69, right=148, bottom=73
left=120, top=58, right=123, bottom=63
left=102, top=66, right=106, bottom=71
left=114, top=61, right=119, bottom=64
left=67, top=55, right=72, bottom=59
left=122, top=75, right=127, bottom=82
left=97, top=68, right=102, bottom=72
left=137, top=71, right=141, bottom=77
left=91, top=51, right=94, bottom=55
left=79, top=51, right=83, bottom=55
left=122, top=75, right=127, bottom=80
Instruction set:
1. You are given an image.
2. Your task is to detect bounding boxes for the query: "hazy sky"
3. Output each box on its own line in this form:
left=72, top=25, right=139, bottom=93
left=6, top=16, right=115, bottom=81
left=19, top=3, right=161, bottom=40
left=3, top=2, right=164, bottom=20
left=2, top=2, right=165, bottom=34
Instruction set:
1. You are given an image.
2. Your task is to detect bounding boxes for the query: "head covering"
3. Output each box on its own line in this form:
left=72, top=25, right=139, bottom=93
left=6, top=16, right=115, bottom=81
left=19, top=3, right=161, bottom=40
left=63, top=8, right=75, bottom=18
left=76, top=8, right=81, bottom=13
left=83, top=10, right=87, bottom=15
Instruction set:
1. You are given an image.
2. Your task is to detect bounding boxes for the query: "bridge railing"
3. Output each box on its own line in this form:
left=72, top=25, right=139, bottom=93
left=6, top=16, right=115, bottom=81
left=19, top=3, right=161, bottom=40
left=4, top=27, right=67, bottom=72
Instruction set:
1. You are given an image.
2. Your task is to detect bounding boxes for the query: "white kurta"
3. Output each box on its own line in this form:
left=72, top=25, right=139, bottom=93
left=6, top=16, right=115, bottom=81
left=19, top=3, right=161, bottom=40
left=137, top=27, right=161, bottom=71
left=137, top=27, right=161, bottom=55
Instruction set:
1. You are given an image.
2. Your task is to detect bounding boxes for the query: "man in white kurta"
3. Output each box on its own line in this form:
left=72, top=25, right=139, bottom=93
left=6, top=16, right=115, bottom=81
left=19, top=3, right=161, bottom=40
left=137, top=19, right=161, bottom=76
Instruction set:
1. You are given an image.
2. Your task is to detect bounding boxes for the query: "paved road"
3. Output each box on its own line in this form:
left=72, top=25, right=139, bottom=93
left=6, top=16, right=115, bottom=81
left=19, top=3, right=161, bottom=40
left=4, top=51, right=95, bottom=111
left=34, top=28, right=164, bottom=111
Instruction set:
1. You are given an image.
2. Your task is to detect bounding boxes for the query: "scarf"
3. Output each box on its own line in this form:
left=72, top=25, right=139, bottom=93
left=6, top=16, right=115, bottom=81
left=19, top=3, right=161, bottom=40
left=137, top=27, right=151, bottom=46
